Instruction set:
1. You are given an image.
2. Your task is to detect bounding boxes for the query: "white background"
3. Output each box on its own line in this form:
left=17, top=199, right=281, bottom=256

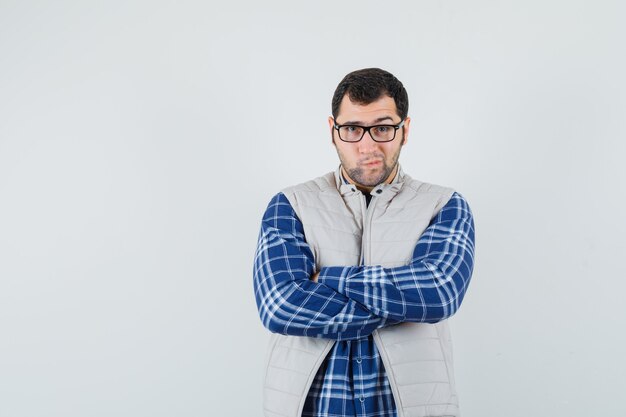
left=1, top=1, right=625, bottom=416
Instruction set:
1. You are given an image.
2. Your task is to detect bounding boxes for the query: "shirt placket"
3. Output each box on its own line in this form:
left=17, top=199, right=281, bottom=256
left=352, top=337, right=367, bottom=415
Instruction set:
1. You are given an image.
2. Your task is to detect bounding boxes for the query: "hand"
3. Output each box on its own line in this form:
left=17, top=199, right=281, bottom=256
left=311, top=271, right=319, bottom=283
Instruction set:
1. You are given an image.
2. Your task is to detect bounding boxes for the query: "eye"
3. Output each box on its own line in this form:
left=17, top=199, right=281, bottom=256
left=374, top=126, right=390, bottom=133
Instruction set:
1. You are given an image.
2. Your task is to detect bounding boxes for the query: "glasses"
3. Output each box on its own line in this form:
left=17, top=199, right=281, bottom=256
left=333, top=119, right=405, bottom=143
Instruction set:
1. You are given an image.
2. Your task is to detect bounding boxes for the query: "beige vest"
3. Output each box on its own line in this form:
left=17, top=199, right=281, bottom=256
left=263, top=165, right=459, bottom=417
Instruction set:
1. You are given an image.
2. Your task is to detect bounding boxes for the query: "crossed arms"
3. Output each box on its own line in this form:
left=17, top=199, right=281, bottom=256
left=252, top=192, right=475, bottom=341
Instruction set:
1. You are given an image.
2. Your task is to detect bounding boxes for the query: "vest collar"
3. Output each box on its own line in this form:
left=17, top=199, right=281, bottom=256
left=334, top=164, right=405, bottom=198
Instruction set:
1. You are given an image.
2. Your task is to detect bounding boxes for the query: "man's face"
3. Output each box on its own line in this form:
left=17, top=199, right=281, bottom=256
left=329, top=94, right=411, bottom=192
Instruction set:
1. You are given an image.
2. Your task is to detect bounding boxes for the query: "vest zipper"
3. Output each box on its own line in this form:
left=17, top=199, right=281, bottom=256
left=361, top=191, right=378, bottom=266
left=358, top=192, right=368, bottom=265
left=365, top=188, right=406, bottom=417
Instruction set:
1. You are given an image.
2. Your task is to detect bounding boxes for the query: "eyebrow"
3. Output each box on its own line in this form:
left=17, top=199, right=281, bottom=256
left=341, top=116, right=396, bottom=125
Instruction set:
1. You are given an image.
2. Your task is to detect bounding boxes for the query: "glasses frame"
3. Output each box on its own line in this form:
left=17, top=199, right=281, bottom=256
left=333, top=119, right=406, bottom=143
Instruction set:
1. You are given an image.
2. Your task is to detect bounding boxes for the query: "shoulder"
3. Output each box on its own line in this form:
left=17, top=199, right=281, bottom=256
left=402, top=174, right=455, bottom=199
left=279, top=171, right=340, bottom=214
left=436, top=192, right=474, bottom=222
left=261, top=171, right=337, bottom=223
left=280, top=171, right=336, bottom=199
left=398, top=173, right=474, bottom=221
left=400, top=173, right=457, bottom=211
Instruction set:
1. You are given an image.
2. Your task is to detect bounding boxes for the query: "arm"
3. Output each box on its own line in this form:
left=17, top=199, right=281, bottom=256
left=318, top=192, right=475, bottom=323
left=253, top=193, right=394, bottom=340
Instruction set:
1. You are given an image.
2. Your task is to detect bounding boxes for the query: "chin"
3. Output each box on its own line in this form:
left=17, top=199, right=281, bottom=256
left=362, top=177, right=385, bottom=187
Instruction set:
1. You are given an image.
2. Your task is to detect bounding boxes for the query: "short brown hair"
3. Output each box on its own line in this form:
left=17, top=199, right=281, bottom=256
left=331, top=68, right=409, bottom=120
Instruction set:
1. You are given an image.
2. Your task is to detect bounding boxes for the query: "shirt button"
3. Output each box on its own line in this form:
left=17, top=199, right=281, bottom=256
left=376, top=189, right=382, bottom=194
left=356, top=357, right=362, bottom=363
left=359, top=396, right=365, bottom=402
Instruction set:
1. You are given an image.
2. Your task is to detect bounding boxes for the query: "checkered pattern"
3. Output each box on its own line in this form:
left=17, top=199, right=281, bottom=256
left=253, top=191, right=475, bottom=417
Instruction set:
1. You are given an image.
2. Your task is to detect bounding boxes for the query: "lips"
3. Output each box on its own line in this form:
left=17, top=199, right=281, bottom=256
left=362, top=159, right=382, bottom=166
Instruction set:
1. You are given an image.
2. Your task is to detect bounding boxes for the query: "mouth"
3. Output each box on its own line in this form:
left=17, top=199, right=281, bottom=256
left=362, top=159, right=382, bottom=167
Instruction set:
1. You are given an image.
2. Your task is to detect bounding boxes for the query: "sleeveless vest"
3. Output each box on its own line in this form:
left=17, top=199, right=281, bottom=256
left=262, top=165, right=460, bottom=417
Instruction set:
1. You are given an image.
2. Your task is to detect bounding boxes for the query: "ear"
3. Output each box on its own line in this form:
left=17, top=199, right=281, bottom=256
left=401, top=116, right=411, bottom=145
left=328, top=116, right=337, bottom=146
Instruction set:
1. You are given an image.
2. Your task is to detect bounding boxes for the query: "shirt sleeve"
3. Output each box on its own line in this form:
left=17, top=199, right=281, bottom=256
left=253, top=192, right=395, bottom=340
left=317, top=192, right=475, bottom=323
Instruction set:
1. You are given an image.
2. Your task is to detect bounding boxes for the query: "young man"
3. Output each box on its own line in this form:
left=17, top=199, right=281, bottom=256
left=253, top=68, right=475, bottom=417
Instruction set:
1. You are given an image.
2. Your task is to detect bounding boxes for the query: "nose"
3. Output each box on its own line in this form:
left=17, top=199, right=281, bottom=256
left=358, top=130, right=378, bottom=153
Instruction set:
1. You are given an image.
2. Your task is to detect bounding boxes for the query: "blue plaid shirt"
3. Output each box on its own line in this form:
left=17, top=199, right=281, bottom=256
left=253, top=189, right=475, bottom=417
